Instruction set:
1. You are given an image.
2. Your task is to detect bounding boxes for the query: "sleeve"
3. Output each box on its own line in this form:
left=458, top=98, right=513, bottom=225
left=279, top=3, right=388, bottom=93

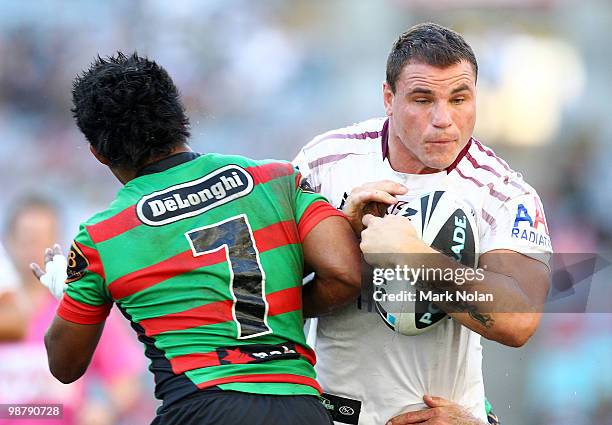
left=57, top=224, right=113, bottom=324
left=0, top=242, right=18, bottom=294
left=292, top=167, right=346, bottom=242
left=480, top=193, right=553, bottom=266
left=292, top=147, right=320, bottom=192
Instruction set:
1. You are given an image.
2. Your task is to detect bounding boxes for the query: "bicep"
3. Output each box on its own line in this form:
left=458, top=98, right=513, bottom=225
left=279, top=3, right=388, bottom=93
left=302, top=215, right=361, bottom=284
left=479, top=249, right=551, bottom=307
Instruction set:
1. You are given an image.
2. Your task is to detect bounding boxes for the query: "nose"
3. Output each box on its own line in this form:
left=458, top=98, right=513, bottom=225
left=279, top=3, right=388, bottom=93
left=431, top=102, right=452, bottom=128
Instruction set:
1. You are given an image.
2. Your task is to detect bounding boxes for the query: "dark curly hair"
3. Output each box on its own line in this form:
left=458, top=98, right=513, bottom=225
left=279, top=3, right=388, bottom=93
left=71, top=52, right=190, bottom=169
left=386, top=23, right=478, bottom=93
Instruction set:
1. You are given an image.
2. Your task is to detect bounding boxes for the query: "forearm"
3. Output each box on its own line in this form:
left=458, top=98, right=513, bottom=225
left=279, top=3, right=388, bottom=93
left=45, top=315, right=104, bottom=383
left=418, top=253, right=541, bottom=346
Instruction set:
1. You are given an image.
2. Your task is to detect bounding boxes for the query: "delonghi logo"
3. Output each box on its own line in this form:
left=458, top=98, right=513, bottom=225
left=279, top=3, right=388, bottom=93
left=339, top=406, right=355, bottom=416
left=136, top=165, right=254, bottom=226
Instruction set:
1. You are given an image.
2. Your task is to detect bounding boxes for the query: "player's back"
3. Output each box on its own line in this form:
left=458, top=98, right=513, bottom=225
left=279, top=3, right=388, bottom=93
left=62, top=153, right=325, bottom=408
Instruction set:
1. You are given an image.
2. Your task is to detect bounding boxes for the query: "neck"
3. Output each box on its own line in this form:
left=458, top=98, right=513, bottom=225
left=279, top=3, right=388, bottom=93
left=112, top=144, right=193, bottom=184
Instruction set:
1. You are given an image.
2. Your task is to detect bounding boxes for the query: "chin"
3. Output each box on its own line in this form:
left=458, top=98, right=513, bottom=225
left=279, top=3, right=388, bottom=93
left=423, top=155, right=454, bottom=171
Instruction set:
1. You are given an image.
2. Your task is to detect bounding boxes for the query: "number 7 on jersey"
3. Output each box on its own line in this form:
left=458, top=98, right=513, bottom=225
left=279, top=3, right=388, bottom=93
left=185, top=214, right=272, bottom=339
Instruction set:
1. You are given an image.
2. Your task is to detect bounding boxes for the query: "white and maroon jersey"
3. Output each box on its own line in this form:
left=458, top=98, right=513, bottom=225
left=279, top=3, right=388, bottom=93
left=294, top=117, right=552, bottom=425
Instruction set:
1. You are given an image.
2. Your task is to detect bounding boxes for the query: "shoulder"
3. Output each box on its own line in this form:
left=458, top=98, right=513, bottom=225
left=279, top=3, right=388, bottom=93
left=296, top=118, right=386, bottom=182
left=450, top=138, right=540, bottom=204
left=300, top=117, right=386, bottom=162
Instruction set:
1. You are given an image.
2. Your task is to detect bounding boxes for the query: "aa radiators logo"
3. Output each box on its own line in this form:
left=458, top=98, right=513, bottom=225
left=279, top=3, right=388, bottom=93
left=136, top=165, right=253, bottom=226
left=511, top=196, right=551, bottom=249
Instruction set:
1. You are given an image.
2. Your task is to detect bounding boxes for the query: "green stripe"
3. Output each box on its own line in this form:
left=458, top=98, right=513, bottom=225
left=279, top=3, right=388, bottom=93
left=218, top=382, right=319, bottom=396
left=184, top=359, right=317, bottom=386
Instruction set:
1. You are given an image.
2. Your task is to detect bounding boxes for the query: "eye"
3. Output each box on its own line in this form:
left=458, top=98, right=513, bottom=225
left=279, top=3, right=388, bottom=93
left=451, top=97, right=465, bottom=105
left=414, top=98, right=431, bottom=104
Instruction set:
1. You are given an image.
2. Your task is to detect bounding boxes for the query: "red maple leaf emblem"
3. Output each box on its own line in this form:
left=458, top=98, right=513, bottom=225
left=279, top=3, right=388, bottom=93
left=222, top=348, right=254, bottom=364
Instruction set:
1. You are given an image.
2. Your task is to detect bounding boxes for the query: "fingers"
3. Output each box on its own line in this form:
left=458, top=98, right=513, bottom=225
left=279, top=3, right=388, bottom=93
left=52, top=243, right=63, bottom=256
left=360, top=180, right=408, bottom=196
left=348, top=190, right=399, bottom=210
left=387, top=408, right=435, bottom=424
left=423, top=395, right=452, bottom=408
left=30, top=263, right=45, bottom=279
left=362, top=214, right=382, bottom=228
left=44, top=247, right=54, bottom=264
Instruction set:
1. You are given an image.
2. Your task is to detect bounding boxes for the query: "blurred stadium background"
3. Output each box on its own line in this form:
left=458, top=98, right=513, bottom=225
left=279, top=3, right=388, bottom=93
left=0, top=0, right=610, bottom=424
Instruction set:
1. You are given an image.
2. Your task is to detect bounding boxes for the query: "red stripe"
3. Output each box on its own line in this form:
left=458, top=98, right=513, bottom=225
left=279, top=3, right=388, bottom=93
left=170, top=341, right=316, bottom=374
left=78, top=243, right=105, bottom=280
left=465, top=151, right=501, bottom=178
left=246, top=162, right=294, bottom=185
left=108, top=220, right=300, bottom=300
left=298, top=201, right=347, bottom=241
left=445, top=139, right=472, bottom=173
left=141, top=286, right=302, bottom=337
left=253, top=220, right=299, bottom=252
left=294, top=344, right=317, bottom=365
left=453, top=167, right=510, bottom=203
left=467, top=149, right=530, bottom=194
left=267, top=286, right=301, bottom=316
left=108, top=248, right=227, bottom=300
left=57, top=293, right=112, bottom=325
left=196, top=373, right=322, bottom=393
left=171, top=352, right=222, bottom=374
left=86, top=205, right=140, bottom=244
left=307, top=153, right=353, bottom=170
left=139, top=299, right=234, bottom=337
left=481, top=209, right=497, bottom=227
left=311, top=130, right=382, bottom=149
left=171, top=352, right=221, bottom=373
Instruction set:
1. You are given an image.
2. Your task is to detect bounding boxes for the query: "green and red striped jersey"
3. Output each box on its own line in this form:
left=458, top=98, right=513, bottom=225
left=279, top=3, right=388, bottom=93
left=57, top=152, right=344, bottom=408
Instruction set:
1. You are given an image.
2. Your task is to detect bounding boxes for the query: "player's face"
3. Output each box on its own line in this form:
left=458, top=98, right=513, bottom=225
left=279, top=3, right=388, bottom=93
left=383, top=60, right=476, bottom=173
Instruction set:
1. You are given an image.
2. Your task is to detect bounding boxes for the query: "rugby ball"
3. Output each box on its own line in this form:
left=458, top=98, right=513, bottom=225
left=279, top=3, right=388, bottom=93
left=374, top=190, right=479, bottom=335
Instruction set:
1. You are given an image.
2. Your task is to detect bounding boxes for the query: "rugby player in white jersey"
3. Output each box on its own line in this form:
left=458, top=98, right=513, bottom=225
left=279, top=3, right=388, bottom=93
left=294, top=23, right=552, bottom=425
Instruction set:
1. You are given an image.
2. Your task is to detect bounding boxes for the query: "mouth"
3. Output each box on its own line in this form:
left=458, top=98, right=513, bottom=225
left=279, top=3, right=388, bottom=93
left=426, top=139, right=456, bottom=144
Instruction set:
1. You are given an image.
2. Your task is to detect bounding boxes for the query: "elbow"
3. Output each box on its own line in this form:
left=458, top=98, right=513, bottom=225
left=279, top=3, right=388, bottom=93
left=44, top=333, right=85, bottom=384
left=497, top=331, right=530, bottom=348
left=52, top=370, right=81, bottom=385
left=491, top=317, right=539, bottom=348
left=339, top=266, right=362, bottom=292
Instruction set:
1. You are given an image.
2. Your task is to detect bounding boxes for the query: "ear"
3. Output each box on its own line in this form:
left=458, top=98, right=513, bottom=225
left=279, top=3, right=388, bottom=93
left=89, top=145, right=110, bottom=166
left=383, top=81, right=394, bottom=117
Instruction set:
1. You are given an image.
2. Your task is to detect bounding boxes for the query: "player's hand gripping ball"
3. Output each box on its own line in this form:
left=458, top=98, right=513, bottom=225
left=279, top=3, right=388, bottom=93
left=369, top=191, right=479, bottom=336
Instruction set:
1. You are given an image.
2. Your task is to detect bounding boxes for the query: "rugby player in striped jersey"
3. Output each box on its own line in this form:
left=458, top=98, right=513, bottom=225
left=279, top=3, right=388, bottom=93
left=32, top=52, right=362, bottom=425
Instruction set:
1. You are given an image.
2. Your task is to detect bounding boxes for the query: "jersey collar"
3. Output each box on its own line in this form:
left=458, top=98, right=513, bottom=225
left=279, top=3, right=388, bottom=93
left=380, top=118, right=472, bottom=174
left=136, top=152, right=201, bottom=177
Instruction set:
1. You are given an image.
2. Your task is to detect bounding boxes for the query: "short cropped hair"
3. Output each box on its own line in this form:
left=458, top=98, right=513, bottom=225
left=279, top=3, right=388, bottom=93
left=386, top=23, right=478, bottom=93
left=71, top=52, right=190, bottom=169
